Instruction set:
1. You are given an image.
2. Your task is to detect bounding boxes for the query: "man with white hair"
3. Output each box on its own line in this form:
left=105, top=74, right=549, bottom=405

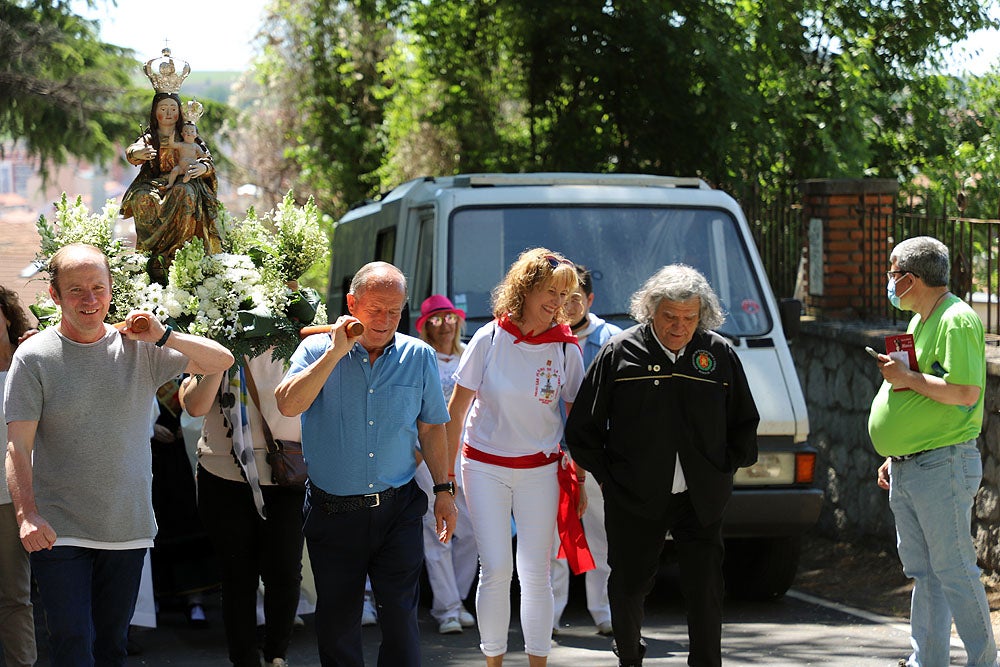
left=565, top=264, right=759, bottom=667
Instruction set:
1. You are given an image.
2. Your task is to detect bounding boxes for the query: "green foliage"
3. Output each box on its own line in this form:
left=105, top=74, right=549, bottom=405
left=227, top=192, right=330, bottom=283
left=33, top=193, right=150, bottom=324
left=256, top=0, right=400, bottom=216
left=250, top=0, right=999, bottom=221
left=908, top=71, right=1000, bottom=220
left=0, top=1, right=140, bottom=167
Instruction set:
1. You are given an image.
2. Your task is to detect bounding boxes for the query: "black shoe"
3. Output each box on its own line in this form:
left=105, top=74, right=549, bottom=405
left=612, top=637, right=646, bottom=665
left=126, top=627, right=143, bottom=656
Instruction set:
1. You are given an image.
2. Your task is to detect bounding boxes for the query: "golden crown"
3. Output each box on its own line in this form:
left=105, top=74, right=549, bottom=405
left=183, top=99, right=205, bottom=124
left=143, top=48, right=191, bottom=94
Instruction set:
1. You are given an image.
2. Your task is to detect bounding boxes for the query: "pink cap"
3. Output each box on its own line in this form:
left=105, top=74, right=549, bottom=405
left=415, top=295, right=466, bottom=332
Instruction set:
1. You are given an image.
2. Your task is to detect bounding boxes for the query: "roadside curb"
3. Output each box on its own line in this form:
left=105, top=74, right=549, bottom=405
left=787, top=589, right=964, bottom=649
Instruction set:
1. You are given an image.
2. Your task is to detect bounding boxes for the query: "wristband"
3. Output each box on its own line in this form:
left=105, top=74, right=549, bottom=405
left=155, top=325, right=173, bottom=347
left=432, top=481, right=456, bottom=496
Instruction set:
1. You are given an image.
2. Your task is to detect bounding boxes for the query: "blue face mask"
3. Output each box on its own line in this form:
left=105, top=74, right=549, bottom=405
left=887, top=275, right=913, bottom=309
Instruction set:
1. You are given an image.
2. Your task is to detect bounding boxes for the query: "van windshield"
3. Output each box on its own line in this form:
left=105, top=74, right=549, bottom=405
left=448, top=205, right=772, bottom=338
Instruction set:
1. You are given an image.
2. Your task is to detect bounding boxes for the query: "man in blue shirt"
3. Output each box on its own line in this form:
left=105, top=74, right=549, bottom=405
left=276, top=262, right=457, bottom=667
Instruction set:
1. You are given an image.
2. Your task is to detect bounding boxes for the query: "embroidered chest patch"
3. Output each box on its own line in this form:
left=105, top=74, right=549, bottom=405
left=691, top=349, right=716, bottom=374
left=535, top=359, right=561, bottom=405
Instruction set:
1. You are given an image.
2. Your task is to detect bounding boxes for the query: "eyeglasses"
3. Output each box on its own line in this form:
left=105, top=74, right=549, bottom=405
left=426, top=312, right=459, bottom=327
left=544, top=254, right=574, bottom=269
left=886, top=270, right=916, bottom=281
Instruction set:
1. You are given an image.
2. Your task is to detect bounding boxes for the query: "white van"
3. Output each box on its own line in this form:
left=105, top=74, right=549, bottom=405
left=328, top=173, right=822, bottom=598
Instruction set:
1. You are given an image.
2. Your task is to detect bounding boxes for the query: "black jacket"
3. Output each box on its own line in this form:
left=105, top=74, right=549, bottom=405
left=565, top=324, right=759, bottom=524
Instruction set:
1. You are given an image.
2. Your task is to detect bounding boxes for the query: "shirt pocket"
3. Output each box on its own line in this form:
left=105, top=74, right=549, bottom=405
left=377, top=385, right=421, bottom=429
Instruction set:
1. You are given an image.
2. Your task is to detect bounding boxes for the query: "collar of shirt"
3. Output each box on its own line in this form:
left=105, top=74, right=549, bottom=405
left=650, top=328, right=685, bottom=362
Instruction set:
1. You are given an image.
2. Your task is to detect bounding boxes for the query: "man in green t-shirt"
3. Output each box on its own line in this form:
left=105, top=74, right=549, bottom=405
left=867, top=236, right=997, bottom=667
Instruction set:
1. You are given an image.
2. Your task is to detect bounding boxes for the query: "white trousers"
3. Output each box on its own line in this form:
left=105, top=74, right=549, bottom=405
left=462, top=455, right=558, bottom=658
left=414, top=462, right=478, bottom=622
left=551, top=473, right=611, bottom=627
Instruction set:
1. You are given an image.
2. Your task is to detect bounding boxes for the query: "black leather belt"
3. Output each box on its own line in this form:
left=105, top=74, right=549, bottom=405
left=890, top=448, right=935, bottom=463
left=310, top=483, right=399, bottom=514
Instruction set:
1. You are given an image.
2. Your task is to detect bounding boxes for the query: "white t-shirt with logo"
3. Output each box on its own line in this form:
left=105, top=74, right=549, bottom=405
left=454, top=322, right=584, bottom=458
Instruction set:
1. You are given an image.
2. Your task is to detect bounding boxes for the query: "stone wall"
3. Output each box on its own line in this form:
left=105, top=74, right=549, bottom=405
left=792, top=319, right=1000, bottom=576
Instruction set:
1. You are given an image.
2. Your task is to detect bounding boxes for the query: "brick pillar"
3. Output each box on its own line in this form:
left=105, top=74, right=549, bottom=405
left=799, top=179, right=899, bottom=320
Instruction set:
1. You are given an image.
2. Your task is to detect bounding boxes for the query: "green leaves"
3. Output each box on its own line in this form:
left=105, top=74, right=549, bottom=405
left=0, top=1, right=140, bottom=169
left=244, top=0, right=998, bottom=218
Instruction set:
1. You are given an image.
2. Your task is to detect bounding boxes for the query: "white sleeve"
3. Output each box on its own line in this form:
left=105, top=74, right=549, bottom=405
left=452, top=322, right=495, bottom=392
left=561, top=342, right=585, bottom=403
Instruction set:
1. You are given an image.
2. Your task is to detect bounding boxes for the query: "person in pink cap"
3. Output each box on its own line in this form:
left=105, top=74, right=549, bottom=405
left=414, top=296, right=479, bottom=634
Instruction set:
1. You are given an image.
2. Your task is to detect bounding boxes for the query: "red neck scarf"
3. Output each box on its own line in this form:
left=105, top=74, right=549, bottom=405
left=497, top=314, right=580, bottom=349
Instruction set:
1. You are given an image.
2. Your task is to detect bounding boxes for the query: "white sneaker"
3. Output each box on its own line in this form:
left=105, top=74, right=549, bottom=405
left=458, top=608, right=475, bottom=627
left=438, top=617, right=463, bottom=634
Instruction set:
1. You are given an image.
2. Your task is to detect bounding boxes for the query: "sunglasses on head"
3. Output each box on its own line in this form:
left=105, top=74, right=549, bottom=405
left=426, top=312, right=459, bottom=327
left=544, top=254, right=573, bottom=269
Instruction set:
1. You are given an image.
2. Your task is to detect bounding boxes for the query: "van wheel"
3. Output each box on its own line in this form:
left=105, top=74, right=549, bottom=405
left=723, top=536, right=801, bottom=600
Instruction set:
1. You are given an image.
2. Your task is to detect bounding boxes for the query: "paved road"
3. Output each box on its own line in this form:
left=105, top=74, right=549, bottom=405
left=67, top=583, right=973, bottom=667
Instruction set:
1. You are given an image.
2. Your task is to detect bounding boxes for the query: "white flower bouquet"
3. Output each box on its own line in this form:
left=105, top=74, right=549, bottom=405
left=32, top=192, right=328, bottom=362
left=33, top=194, right=152, bottom=328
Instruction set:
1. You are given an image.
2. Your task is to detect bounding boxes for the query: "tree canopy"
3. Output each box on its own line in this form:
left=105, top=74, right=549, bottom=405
left=6, top=0, right=998, bottom=216
left=237, top=0, right=997, bottom=217
left=0, top=0, right=141, bottom=166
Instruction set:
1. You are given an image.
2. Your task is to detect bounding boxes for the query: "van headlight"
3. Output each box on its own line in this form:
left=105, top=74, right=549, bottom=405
left=734, top=451, right=816, bottom=486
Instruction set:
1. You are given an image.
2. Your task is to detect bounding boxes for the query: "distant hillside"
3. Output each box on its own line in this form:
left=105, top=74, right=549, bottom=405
left=129, top=71, right=241, bottom=104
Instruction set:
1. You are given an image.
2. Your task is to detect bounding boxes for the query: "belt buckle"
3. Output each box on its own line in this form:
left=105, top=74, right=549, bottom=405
left=364, top=492, right=381, bottom=508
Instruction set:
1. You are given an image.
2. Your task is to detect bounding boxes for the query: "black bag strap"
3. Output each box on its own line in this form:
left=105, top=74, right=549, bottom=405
left=242, top=362, right=278, bottom=455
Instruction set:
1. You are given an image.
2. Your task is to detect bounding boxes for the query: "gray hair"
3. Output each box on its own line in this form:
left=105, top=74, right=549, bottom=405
left=349, top=261, right=408, bottom=298
left=628, top=264, right=725, bottom=330
left=890, top=236, right=949, bottom=287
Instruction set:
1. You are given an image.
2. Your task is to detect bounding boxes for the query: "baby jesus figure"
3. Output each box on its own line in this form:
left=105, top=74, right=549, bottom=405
left=165, top=121, right=208, bottom=189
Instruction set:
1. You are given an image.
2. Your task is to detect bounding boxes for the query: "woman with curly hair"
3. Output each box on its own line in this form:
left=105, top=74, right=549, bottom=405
left=0, top=285, right=37, bottom=667
left=446, top=248, right=587, bottom=666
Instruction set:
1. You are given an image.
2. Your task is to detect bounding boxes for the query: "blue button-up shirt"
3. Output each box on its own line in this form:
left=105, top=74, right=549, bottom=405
left=285, top=333, right=449, bottom=495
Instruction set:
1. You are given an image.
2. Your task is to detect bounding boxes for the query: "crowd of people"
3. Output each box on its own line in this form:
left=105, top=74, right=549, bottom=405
left=2, top=234, right=998, bottom=667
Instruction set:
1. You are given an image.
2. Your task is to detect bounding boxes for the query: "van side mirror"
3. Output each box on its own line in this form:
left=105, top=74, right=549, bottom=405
left=779, top=298, right=802, bottom=341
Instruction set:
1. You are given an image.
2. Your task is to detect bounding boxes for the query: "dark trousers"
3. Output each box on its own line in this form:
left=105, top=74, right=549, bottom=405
left=197, top=467, right=306, bottom=667
left=303, top=478, right=426, bottom=667
left=605, top=491, right=724, bottom=667
left=31, top=546, right=145, bottom=667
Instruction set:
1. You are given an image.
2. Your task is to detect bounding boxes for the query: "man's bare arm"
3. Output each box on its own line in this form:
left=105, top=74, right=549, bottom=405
left=275, top=318, right=358, bottom=416
left=418, top=420, right=457, bottom=543
left=6, top=420, right=57, bottom=551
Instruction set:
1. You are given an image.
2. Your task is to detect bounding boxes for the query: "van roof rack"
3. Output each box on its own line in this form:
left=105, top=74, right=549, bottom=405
left=449, top=173, right=710, bottom=189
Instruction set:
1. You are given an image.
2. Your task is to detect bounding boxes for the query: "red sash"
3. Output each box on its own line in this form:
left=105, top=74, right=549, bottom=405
left=556, top=451, right=596, bottom=575
left=463, top=444, right=595, bottom=575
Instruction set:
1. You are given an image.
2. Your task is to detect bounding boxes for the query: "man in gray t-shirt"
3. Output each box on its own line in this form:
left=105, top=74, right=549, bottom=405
left=3, top=243, right=234, bottom=666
